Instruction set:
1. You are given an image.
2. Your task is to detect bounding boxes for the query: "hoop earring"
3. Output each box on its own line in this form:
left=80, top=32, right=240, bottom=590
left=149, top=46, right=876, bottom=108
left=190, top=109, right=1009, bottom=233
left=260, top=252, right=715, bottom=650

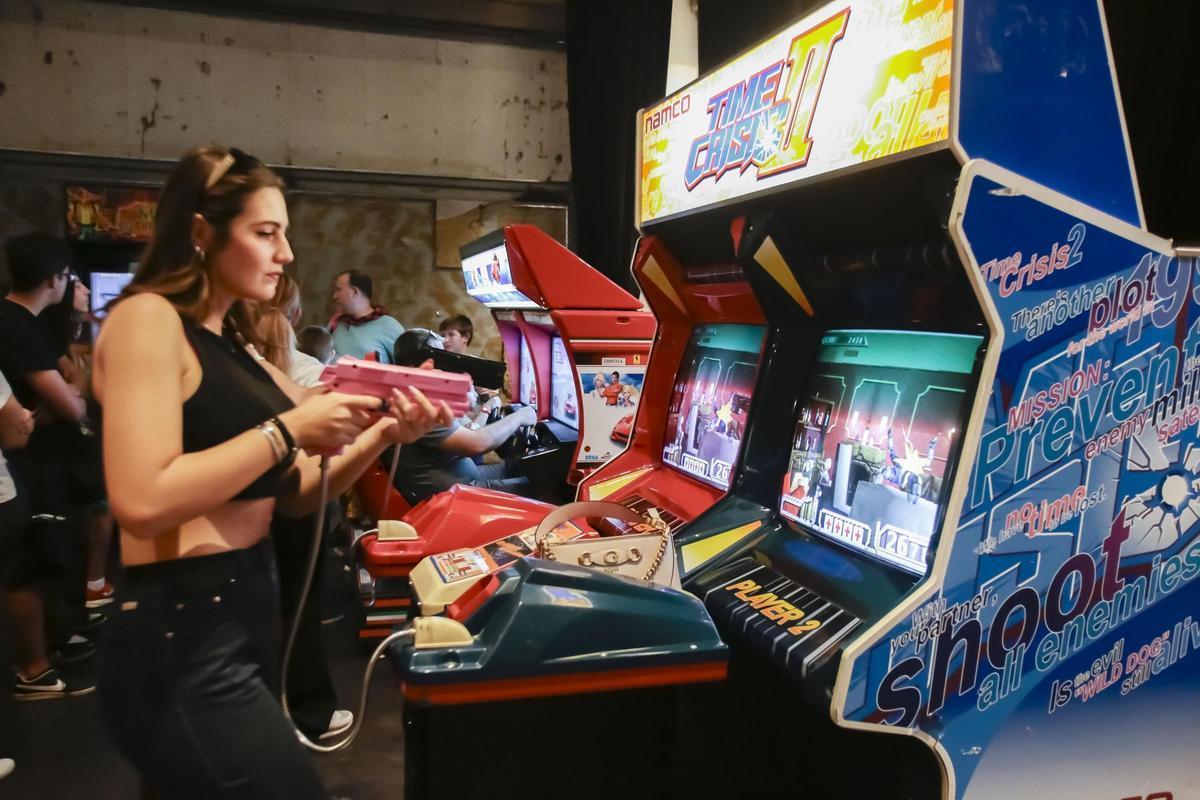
left=193, top=244, right=207, bottom=262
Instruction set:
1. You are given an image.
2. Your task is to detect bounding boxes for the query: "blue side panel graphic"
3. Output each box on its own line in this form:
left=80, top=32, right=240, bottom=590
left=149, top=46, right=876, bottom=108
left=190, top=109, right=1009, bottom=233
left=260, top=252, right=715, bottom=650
left=837, top=171, right=1198, bottom=800
left=957, top=0, right=1142, bottom=228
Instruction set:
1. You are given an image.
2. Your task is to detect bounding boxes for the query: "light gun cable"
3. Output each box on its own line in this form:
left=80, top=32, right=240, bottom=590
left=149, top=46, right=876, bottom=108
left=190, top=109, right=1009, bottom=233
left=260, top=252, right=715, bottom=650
left=281, top=446, right=411, bottom=753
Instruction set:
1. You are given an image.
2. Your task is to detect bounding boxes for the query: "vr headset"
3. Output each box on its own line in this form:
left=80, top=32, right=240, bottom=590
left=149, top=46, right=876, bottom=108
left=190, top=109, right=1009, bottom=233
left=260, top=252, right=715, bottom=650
left=395, top=328, right=506, bottom=390
left=424, top=347, right=506, bottom=390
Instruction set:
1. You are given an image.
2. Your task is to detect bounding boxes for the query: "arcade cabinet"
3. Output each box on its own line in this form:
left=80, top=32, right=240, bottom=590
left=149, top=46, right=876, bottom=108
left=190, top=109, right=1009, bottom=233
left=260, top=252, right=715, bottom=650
left=392, top=2, right=1199, bottom=799
left=353, top=225, right=654, bottom=637
left=407, top=236, right=769, bottom=617
left=64, top=186, right=152, bottom=338
left=88, top=271, right=134, bottom=335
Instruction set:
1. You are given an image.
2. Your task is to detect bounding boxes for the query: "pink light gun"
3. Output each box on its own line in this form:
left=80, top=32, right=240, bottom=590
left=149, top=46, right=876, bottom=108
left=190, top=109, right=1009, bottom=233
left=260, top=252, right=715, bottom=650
left=319, top=357, right=473, bottom=417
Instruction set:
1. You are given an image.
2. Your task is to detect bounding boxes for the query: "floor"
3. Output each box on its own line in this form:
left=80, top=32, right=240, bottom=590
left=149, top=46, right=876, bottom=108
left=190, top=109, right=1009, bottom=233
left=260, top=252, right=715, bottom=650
left=0, top=544, right=410, bottom=799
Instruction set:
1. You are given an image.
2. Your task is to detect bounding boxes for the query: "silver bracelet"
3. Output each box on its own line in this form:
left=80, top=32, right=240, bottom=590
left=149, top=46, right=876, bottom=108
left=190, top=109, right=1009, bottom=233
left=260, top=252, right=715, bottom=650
left=266, top=422, right=289, bottom=460
left=258, top=424, right=282, bottom=461
left=257, top=423, right=287, bottom=462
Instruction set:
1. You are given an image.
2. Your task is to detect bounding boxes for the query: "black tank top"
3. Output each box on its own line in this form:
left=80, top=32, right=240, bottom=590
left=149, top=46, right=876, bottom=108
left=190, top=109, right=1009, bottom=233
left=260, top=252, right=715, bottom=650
left=181, top=318, right=297, bottom=500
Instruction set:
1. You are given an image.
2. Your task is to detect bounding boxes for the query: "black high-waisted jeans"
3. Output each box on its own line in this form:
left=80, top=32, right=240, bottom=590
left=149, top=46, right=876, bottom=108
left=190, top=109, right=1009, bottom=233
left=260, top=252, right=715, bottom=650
left=99, top=540, right=328, bottom=799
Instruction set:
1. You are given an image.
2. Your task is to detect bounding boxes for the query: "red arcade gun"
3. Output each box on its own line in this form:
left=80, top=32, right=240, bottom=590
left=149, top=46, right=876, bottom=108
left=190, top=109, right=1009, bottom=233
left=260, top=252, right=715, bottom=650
left=353, top=225, right=655, bottom=635
left=407, top=238, right=769, bottom=616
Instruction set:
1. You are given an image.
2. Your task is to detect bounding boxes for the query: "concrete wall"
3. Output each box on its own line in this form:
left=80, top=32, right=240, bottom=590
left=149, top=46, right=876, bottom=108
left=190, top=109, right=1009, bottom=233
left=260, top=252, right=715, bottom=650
left=288, top=196, right=565, bottom=364
left=0, top=0, right=571, bottom=181
left=0, top=1, right=573, bottom=368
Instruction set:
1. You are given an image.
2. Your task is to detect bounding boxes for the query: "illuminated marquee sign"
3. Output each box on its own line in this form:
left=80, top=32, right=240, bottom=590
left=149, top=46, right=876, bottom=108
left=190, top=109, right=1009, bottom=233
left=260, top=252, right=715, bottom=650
left=638, top=0, right=953, bottom=225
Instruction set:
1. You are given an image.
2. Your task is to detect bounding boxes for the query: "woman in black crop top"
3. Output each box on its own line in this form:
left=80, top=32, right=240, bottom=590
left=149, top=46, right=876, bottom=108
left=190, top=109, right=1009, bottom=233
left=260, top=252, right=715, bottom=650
left=91, top=147, right=451, bottom=800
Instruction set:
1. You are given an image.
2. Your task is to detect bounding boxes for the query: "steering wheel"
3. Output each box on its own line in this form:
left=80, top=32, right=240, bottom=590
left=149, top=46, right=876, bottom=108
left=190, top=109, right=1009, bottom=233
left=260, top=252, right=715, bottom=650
left=484, top=404, right=507, bottom=427
left=490, top=404, right=536, bottom=460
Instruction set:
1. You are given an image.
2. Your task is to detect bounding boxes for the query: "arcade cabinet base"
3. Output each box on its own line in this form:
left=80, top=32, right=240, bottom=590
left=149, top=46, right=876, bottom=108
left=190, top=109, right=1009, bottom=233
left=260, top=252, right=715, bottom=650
left=403, top=683, right=721, bottom=800
left=680, top=652, right=942, bottom=799
left=402, top=655, right=940, bottom=800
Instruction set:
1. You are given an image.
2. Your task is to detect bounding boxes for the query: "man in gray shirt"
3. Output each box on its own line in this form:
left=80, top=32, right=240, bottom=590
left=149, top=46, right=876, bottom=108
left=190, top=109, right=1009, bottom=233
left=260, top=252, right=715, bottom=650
left=390, top=330, right=536, bottom=503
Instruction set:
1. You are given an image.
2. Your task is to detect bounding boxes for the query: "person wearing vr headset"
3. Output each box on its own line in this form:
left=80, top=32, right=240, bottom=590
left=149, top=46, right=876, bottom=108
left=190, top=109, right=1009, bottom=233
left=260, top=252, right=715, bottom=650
left=390, top=328, right=536, bottom=503
left=91, top=146, right=452, bottom=799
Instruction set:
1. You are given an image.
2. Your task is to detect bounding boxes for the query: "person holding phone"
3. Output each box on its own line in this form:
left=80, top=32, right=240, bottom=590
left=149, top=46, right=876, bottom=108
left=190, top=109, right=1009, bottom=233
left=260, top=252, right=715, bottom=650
left=0, top=233, right=97, bottom=696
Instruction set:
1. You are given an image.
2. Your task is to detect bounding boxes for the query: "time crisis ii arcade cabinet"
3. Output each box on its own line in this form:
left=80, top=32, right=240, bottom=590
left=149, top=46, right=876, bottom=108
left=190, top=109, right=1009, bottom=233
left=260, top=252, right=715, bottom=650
left=391, top=2, right=1198, bottom=799
left=354, top=226, right=654, bottom=636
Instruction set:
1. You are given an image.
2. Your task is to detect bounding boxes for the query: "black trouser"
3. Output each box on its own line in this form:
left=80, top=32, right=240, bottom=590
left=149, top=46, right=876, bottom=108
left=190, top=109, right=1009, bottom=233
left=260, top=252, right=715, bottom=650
left=272, top=511, right=337, bottom=741
left=99, top=540, right=328, bottom=800
left=0, top=484, right=29, bottom=588
left=5, top=446, right=84, bottom=645
left=471, top=461, right=535, bottom=498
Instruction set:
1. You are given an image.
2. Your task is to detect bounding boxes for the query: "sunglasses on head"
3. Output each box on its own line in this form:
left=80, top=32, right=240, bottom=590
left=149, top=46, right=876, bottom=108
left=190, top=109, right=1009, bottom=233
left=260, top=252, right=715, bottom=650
left=205, top=147, right=262, bottom=190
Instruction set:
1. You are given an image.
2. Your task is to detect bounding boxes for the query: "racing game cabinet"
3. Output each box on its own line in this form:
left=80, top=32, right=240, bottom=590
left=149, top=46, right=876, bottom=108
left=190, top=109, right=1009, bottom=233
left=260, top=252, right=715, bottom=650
left=353, top=226, right=653, bottom=636
left=405, top=234, right=769, bottom=620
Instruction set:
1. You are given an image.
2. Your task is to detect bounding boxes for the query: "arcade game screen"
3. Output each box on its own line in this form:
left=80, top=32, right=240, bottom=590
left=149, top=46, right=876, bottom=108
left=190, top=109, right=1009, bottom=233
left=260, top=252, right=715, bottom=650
left=460, top=243, right=540, bottom=310
left=549, top=336, right=578, bottom=429
left=89, top=271, right=133, bottom=319
left=662, top=323, right=766, bottom=490
left=89, top=270, right=134, bottom=339
left=518, top=336, right=537, bottom=407
left=779, top=330, right=983, bottom=575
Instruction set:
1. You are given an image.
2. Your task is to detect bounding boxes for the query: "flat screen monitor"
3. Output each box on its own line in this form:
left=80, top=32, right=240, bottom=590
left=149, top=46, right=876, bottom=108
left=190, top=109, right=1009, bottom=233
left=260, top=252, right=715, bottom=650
left=779, top=329, right=983, bottom=576
left=460, top=242, right=540, bottom=310
left=89, top=271, right=133, bottom=320
left=662, top=323, right=766, bottom=490
left=518, top=336, right=537, bottom=407
left=549, top=335, right=578, bottom=429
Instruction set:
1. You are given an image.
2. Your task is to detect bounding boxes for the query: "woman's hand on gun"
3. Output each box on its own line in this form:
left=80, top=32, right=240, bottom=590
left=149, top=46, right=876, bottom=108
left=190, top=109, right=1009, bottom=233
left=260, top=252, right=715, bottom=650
left=279, top=392, right=379, bottom=453
left=381, top=387, right=454, bottom=445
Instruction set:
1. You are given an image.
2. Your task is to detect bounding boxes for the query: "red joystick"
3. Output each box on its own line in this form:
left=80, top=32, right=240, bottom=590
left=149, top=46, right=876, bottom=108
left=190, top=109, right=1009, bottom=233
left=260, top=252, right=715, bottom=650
left=314, top=357, right=473, bottom=456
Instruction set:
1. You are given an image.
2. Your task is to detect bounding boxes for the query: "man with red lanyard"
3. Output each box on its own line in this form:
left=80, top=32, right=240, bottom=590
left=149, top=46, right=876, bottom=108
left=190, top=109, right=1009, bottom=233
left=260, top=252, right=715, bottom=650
left=328, top=269, right=404, bottom=363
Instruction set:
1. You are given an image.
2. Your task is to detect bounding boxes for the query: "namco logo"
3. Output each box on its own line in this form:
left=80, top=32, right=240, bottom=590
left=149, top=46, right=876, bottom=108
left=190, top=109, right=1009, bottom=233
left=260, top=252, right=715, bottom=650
left=1120, top=793, right=1173, bottom=800
left=644, top=94, right=692, bottom=132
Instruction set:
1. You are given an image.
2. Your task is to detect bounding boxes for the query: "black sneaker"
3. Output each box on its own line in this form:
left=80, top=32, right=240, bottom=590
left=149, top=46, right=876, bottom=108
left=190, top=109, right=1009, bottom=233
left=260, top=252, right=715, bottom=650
left=13, top=668, right=96, bottom=701
left=75, top=611, right=107, bottom=634
left=51, top=634, right=96, bottom=665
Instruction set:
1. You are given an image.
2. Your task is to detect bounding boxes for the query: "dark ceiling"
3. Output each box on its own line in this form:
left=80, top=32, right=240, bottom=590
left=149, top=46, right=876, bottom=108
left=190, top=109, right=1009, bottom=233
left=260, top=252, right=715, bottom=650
left=90, top=0, right=567, bottom=48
